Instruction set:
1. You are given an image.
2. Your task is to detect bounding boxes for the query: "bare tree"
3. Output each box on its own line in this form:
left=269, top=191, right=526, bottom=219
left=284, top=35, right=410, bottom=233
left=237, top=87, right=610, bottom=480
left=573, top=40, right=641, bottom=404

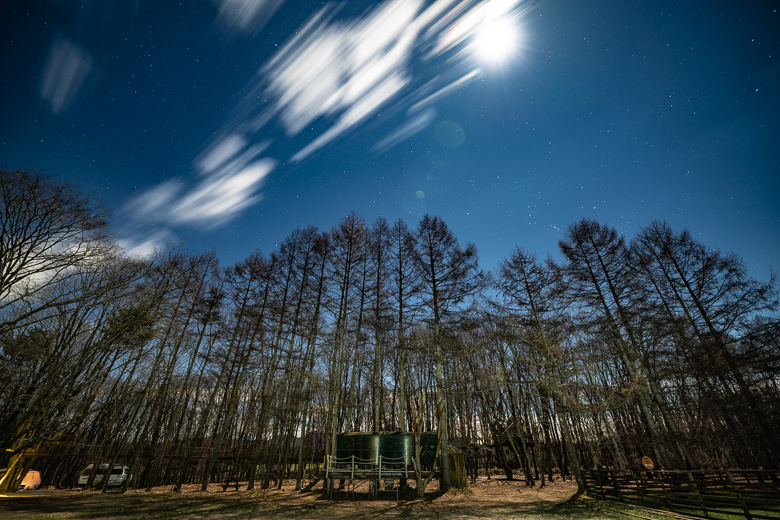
left=324, top=213, right=368, bottom=457
left=560, top=219, right=691, bottom=469
left=0, top=167, right=114, bottom=337
left=415, top=215, right=484, bottom=491
left=368, top=217, right=393, bottom=432
left=388, top=219, right=420, bottom=432
left=634, top=220, right=779, bottom=465
left=496, top=247, right=586, bottom=496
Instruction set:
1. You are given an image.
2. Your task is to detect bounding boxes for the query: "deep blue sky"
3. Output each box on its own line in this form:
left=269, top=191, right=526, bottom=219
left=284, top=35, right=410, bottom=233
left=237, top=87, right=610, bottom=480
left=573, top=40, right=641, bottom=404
left=1, top=0, right=778, bottom=279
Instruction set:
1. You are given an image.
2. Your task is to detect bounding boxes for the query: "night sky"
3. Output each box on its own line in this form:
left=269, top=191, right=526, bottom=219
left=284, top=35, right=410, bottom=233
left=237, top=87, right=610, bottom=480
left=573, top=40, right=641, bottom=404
left=1, top=0, right=778, bottom=278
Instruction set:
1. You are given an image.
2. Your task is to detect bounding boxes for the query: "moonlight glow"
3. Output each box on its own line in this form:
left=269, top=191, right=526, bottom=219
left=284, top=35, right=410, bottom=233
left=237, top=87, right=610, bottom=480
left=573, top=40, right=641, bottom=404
left=473, top=16, right=518, bottom=65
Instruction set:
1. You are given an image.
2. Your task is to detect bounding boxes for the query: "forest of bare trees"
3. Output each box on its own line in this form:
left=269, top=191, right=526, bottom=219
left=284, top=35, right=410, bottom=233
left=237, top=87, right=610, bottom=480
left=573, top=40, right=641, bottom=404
left=1, top=167, right=778, bottom=493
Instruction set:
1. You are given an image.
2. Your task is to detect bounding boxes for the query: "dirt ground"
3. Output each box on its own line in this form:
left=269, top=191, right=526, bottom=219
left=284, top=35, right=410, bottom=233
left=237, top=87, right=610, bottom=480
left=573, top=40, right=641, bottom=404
left=0, top=477, right=631, bottom=520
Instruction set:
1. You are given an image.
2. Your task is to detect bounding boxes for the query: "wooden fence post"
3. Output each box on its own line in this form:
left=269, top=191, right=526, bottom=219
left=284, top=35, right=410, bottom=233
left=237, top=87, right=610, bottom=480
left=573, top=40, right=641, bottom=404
left=633, top=469, right=645, bottom=501
left=595, top=469, right=604, bottom=494
left=658, top=471, right=673, bottom=511
left=724, top=467, right=753, bottom=520
left=610, top=469, right=623, bottom=501
left=686, top=470, right=709, bottom=518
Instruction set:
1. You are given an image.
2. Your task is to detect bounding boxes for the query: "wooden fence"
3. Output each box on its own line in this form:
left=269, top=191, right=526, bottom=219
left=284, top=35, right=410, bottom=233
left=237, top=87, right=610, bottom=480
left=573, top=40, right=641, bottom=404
left=584, top=468, right=780, bottom=520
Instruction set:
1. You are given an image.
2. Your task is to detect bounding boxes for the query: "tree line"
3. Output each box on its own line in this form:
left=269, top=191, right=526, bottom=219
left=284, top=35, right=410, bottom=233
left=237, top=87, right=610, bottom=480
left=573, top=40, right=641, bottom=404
left=1, top=166, right=778, bottom=494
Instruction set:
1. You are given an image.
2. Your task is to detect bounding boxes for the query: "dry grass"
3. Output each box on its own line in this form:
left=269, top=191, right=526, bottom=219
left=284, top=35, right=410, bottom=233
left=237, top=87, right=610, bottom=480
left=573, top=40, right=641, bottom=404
left=0, top=477, right=633, bottom=520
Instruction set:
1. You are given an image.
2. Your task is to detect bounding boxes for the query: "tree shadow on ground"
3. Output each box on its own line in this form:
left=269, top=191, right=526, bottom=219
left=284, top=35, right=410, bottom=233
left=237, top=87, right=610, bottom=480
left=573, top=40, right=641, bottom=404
left=523, top=496, right=625, bottom=519
left=0, top=488, right=621, bottom=520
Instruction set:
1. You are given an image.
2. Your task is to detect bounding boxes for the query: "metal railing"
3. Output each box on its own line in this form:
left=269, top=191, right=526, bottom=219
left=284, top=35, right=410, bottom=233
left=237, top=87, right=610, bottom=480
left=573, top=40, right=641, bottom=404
left=325, top=454, right=410, bottom=499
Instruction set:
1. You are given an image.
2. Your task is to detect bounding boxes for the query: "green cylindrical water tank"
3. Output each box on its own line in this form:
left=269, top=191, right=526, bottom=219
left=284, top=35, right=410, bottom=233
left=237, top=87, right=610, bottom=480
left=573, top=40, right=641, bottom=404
left=336, top=433, right=437, bottom=466
left=336, top=433, right=381, bottom=463
left=378, top=434, right=412, bottom=462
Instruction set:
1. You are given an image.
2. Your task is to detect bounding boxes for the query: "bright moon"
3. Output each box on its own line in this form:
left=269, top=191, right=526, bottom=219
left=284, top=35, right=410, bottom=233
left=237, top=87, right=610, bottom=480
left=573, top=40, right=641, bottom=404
left=473, top=17, right=518, bottom=65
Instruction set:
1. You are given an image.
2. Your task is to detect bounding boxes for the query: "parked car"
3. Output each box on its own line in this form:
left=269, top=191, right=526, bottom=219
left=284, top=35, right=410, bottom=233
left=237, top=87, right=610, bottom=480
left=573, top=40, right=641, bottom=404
left=77, top=464, right=131, bottom=489
left=19, top=470, right=41, bottom=490
left=0, top=468, right=42, bottom=490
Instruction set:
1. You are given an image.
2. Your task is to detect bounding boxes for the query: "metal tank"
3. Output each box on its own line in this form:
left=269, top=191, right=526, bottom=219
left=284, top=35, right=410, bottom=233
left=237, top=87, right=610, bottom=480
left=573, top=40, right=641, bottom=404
left=336, top=432, right=437, bottom=466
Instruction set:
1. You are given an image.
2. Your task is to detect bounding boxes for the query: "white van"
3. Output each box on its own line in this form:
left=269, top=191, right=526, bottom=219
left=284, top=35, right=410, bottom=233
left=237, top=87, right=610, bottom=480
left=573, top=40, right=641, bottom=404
left=78, top=464, right=131, bottom=489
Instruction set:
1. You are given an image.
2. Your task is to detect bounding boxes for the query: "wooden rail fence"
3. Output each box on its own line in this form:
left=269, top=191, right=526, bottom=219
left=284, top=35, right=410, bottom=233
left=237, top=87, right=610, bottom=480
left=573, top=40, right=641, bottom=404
left=584, top=468, right=780, bottom=520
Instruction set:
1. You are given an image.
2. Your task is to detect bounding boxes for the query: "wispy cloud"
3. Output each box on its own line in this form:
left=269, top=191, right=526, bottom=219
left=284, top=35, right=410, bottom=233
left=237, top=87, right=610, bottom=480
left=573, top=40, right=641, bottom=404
left=171, top=158, right=275, bottom=224
left=199, top=0, right=524, bottom=165
left=211, top=0, right=286, bottom=37
left=119, top=134, right=275, bottom=253
left=125, top=134, right=274, bottom=227
left=410, top=68, right=483, bottom=113
left=262, top=0, right=447, bottom=161
left=371, top=108, right=436, bottom=153
left=123, top=179, right=183, bottom=221
left=117, top=228, right=176, bottom=258
left=291, top=71, right=410, bottom=162
left=369, top=67, right=482, bottom=153
left=253, top=0, right=523, bottom=162
left=39, top=35, right=93, bottom=114
left=120, top=0, right=525, bottom=252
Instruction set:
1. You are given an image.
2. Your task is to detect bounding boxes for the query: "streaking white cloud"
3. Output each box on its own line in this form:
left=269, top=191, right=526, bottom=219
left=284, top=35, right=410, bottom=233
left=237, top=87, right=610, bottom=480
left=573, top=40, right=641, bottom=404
left=124, top=180, right=182, bottom=219
left=123, top=134, right=275, bottom=228
left=211, top=0, right=286, bottom=36
left=291, top=71, right=408, bottom=162
left=117, top=229, right=175, bottom=258
left=372, top=108, right=436, bottom=153
left=252, top=0, right=524, bottom=162
left=171, top=159, right=275, bottom=224
left=118, top=156, right=274, bottom=251
left=39, top=35, right=93, bottom=114
left=409, top=68, right=483, bottom=113
left=120, top=0, right=528, bottom=252
left=264, top=0, right=425, bottom=161
left=195, top=134, right=248, bottom=174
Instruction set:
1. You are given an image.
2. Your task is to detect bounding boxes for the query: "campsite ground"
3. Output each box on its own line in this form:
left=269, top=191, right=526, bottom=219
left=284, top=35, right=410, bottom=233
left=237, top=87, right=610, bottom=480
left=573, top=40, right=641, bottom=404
left=0, top=477, right=653, bottom=520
